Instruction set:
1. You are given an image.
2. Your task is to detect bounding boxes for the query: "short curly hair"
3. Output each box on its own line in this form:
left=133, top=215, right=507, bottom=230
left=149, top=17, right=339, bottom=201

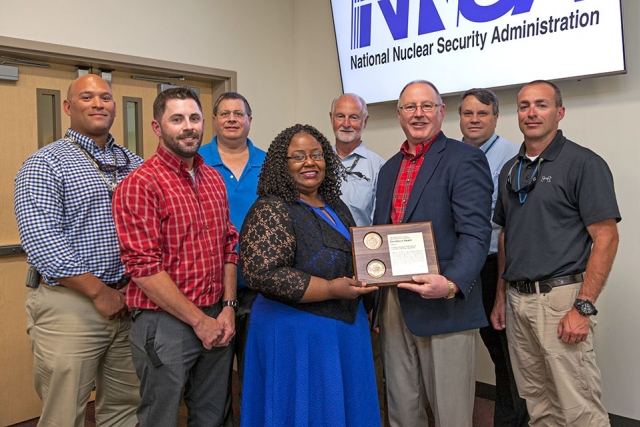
left=258, top=124, right=345, bottom=206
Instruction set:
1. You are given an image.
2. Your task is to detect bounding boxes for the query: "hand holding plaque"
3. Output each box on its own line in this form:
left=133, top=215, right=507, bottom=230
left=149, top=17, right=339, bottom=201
left=350, top=222, right=439, bottom=286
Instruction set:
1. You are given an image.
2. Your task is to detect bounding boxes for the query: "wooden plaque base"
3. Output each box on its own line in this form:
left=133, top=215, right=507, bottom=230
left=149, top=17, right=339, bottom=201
left=350, top=222, right=439, bottom=286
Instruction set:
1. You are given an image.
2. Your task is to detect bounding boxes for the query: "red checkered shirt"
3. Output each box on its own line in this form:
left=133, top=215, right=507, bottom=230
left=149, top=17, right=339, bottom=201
left=390, top=133, right=440, bottom=224
left=112, top=145, right=239, bottom=310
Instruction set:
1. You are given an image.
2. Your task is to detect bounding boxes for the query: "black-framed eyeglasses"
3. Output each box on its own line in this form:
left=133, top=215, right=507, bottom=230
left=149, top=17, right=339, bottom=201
left=85, top=144, right=131, bottom=172
left=506, top=157, right=544, bottom=204
left=286, top=152, right=325, bottom=163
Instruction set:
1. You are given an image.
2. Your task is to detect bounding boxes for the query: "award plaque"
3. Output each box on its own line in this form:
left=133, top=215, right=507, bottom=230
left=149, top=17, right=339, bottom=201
left=351, top=222, right=439, bottom=286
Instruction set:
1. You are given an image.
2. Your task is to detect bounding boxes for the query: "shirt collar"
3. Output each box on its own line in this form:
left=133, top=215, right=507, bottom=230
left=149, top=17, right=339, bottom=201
left=478, top=133, right=499, bottom=154
left=156, top=144, right=204, bottom=172
left=400, top=131, right=441, bottom=159
left=206, top=136, right=261, bottom=168
left=334, top=141, right=368, bottom=160
left=65, top=128, right=115, bottom=153
left=517, top=129, right=565, bottom=162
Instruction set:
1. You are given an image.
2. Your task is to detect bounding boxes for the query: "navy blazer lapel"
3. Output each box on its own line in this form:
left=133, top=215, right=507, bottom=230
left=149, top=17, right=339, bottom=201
left=403, top=134, right=447, bottom=222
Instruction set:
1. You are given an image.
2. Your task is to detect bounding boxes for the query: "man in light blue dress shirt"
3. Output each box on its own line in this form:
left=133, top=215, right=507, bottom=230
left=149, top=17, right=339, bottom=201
left=459, top=88, right=527, bottom=427
left=330, top=93, right=385, bottom=227
left=330, top=93, right=387, bottom=422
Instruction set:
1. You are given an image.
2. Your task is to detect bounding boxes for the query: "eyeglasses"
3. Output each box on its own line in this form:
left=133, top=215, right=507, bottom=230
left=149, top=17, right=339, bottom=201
left=286, top=152, right=325, bottom=163
left=506, top=157, right=544, bottom=204
left=76, top=143, right=131, bottom=173
left=217, top=110, right=246, bottom=119
left=398, top=103, right=441, bottom=115
left=97, top=145, right=131, bottom=172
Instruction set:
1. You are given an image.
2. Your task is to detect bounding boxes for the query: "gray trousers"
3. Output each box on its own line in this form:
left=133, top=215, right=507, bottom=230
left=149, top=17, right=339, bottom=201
left=130, top=303, right=234, bottom=427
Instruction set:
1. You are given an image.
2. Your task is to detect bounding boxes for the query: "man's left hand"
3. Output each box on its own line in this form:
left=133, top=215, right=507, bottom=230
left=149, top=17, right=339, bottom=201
left=558, top=308, right=590, bottom=344
left=215, top=307, right=236, bottom=347
left=397, top=274, right=451, bottom=299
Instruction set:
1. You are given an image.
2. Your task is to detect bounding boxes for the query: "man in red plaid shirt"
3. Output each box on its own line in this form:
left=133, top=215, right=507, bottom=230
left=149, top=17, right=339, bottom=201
left=373, top=80, right=493, bottom=427
left=113, top=87, right=238, bottom=427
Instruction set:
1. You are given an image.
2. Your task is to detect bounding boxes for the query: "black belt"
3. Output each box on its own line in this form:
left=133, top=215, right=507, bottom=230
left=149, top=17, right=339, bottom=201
left=509, top=273, right=584, bottom=294
left=39, top=274, right=130, bottom=290
left=132, top=299, right=222, bottom=322
left=109, top=275, right=131, bottom=290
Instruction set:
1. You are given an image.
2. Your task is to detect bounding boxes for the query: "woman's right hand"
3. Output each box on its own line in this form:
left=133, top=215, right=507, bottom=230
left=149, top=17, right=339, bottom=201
left=329, top=277, right=378, bottom=299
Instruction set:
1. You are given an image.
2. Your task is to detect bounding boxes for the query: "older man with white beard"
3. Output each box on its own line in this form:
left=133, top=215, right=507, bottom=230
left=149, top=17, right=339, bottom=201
left=330, top=93, right=385, bottom=226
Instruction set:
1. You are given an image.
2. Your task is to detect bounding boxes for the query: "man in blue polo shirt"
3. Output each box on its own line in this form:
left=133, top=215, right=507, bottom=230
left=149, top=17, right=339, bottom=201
left=199, top=92, right=266, bottom=409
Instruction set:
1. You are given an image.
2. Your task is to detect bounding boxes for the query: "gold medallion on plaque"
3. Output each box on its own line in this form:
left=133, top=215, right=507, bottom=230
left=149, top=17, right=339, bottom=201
left=366, top=259, right=386, bottom=279
left=363, top=232, right=383, bottom=250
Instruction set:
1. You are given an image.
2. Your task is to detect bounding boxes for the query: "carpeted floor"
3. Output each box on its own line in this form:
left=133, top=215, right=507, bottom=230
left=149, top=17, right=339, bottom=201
left=10, top=372, right=495, bottom=427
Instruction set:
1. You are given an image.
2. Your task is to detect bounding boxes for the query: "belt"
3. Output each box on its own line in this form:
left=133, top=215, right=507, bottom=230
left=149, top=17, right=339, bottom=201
left=39, top=274, right=130, bottom=290
left=132, top=299, right=222, bottom=322
left=509, top=273, right=584, bottom=294
left=109, top=275, right=131, bottom=290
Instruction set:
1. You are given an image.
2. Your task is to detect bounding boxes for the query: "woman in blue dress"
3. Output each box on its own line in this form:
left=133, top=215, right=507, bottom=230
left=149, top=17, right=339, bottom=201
left=239, top=124, right=381, bottom=427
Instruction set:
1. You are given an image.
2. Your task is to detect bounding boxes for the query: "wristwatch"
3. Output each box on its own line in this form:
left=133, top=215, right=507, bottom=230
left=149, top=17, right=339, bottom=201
left=444, top=279, right=456, bottom=300
left=221, top=299, right=238, bottom=312
left=574, top=299, right=598, bottom=316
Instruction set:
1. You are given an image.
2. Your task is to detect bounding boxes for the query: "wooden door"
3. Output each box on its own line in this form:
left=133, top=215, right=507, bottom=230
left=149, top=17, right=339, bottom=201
left=0, top=60, right=214, bottom=426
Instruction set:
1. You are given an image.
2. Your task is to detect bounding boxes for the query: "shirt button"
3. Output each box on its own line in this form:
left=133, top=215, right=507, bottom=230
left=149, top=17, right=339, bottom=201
left=211, top=252, right=215, bottom=256
left=206, top=225, right=210, bottom=229
left=230, top=174, right=234, bottom=179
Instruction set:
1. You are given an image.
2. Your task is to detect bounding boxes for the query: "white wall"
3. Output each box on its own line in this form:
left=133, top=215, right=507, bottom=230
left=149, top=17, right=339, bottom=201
left=294, top=0, right=640, bottom=420
left=2, top=0, right=638, bottom=420
left=0, top=0, right=297, bottom=149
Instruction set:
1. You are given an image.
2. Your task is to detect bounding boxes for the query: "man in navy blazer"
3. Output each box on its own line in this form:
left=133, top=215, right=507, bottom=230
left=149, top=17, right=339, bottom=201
left=373, top=80, right=493, bottom=427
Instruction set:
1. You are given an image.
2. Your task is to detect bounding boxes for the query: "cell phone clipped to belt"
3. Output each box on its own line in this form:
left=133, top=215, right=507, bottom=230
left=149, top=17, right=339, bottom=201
left=25, top=266, right=41, bottom=289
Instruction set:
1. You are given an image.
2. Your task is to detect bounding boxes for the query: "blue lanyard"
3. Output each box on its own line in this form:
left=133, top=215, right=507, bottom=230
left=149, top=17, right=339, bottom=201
left=517, top=160, right=540, bottom=205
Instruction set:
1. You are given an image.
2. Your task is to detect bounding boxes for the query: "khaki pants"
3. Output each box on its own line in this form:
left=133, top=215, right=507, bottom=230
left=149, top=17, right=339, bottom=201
left=380, top=287, right=476, bottom=427
left=506, top=282, right=610, bottom=426
left=26, top=284, right=140, bottom=427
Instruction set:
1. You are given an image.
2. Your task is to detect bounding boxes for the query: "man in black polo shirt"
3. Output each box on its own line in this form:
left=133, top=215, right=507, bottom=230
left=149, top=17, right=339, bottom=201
left=491, top=80, right=620, bottom=427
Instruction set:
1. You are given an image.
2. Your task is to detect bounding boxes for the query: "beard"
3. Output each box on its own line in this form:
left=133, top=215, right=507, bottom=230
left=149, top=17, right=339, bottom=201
left=161, top=128, right=203, bottom=158
left=335, top=128, right=363, bottom=144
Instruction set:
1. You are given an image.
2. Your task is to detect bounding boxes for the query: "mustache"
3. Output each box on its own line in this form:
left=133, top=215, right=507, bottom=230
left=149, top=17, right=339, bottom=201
left=179, top=130, right=200, bottom=138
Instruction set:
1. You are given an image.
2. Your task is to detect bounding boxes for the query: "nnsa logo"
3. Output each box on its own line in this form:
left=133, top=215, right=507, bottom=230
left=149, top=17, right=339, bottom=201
left=351, top=0, right=583, bottom=49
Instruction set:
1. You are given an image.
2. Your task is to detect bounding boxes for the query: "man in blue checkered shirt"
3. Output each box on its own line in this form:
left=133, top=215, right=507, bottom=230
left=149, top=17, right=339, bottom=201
left=14, top=74, right=142, bottom=427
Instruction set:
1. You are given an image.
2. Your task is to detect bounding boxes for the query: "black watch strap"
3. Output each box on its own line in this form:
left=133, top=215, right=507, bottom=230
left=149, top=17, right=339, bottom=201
left=574, top=298, right=598, bottom=316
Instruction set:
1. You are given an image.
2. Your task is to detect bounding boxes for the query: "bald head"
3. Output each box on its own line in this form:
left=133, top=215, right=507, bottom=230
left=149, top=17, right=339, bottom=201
left=63, top=74, right=116, bottom=147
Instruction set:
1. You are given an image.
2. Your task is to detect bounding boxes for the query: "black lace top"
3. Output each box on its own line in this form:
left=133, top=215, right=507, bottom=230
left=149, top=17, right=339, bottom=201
left=239, top=196, right=362, bottom=323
